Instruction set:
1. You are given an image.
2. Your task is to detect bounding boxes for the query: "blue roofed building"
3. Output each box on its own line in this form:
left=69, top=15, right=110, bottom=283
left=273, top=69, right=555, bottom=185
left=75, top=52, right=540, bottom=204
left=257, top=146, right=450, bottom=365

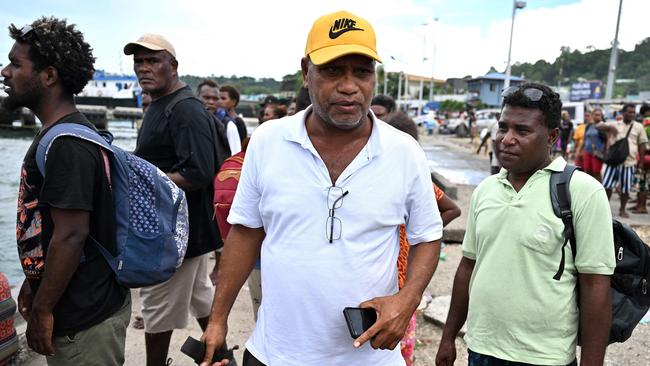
left=467, top=72, right=525, bottom=107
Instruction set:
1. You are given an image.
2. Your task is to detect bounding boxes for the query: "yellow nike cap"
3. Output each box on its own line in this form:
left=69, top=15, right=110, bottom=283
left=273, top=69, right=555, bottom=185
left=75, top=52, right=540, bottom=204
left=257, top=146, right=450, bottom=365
left=305, top=10, right=382, bottom=65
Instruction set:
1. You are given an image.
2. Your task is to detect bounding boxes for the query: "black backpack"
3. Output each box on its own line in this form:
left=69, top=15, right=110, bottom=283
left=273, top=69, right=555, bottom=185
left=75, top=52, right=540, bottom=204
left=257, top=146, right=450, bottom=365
left=603, top=124, right=633, bottom=166
left=550, top=164, right=650, bottom=343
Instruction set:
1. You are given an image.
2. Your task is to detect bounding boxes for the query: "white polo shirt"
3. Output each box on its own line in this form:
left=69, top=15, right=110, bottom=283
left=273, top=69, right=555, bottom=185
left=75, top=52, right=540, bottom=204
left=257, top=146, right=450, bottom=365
left=228, top=107, right=443, bottom=366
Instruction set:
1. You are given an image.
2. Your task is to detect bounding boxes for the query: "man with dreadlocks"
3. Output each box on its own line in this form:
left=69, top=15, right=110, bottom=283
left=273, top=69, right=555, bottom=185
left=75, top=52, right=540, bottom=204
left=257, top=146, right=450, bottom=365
left=3, top=17, right=130, bottom=365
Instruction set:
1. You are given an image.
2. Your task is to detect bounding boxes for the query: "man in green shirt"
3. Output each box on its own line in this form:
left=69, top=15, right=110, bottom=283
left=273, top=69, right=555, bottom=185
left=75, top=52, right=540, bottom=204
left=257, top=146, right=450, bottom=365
left=436, top=83, right=615, bottom=366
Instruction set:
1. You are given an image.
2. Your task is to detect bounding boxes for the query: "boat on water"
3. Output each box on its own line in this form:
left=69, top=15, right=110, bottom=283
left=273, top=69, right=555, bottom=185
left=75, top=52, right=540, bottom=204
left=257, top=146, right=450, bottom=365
left=76, top=69, right=141, bottom=108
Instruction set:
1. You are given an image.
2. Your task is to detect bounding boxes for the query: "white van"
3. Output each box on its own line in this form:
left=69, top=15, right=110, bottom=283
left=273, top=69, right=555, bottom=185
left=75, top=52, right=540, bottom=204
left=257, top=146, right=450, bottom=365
left=562, top=101, right=585, bottom=124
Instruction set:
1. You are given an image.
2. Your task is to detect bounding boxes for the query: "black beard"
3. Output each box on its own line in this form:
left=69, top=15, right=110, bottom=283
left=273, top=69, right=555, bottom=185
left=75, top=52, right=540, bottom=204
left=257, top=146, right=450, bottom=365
left=1, top=94, right=23, bottom=111
left=1, top=87, right=41, bottom=112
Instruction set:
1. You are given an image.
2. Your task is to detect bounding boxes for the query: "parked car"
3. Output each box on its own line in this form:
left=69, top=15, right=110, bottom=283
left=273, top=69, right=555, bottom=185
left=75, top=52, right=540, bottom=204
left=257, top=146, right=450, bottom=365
left=414, top=112, right=441, bottom=134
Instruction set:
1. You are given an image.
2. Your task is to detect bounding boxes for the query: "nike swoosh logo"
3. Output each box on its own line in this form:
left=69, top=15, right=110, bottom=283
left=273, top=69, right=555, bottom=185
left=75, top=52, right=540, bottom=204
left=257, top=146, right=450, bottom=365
left=328, top=27, right=363, bottom=39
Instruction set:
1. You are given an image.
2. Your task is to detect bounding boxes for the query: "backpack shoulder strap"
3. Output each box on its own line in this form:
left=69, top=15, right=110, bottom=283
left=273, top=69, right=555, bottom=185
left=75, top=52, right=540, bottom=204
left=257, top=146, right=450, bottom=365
left=164, top=88, right=201, bottom=119
left=550, top=163, right=578, bottom=281
left=36, top=123, right=113, bottom=177
left=162, top=88, right=231, bottom=171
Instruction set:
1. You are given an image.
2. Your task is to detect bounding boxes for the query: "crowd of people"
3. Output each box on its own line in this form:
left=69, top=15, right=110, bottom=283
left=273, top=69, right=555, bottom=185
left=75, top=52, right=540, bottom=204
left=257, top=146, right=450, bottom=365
left=477, top=102, right=648, bottom=218
left=0, top=8, right=646, bottom=366
left=554, top=104, right=648, bottom=217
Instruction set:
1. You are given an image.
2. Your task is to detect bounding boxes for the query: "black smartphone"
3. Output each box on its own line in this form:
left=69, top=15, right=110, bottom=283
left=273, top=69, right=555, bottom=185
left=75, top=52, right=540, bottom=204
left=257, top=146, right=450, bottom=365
left=180, top=336, right=238, bottom=364
left=343, top=307, right=377, bottom=339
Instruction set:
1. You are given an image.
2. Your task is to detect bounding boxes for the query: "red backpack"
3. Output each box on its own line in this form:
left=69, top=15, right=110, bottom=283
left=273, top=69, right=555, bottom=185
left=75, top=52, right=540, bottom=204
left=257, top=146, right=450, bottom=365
left=213, top=151, right=245, bottom=239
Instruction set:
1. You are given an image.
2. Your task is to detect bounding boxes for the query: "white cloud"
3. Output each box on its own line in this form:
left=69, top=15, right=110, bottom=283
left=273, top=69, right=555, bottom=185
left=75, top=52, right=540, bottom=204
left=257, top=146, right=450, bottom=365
left=148, top=0, right=437, bottom=79
left=3, top=0, right=649, bottom=81
left=425, top=0, right=649, bottom=79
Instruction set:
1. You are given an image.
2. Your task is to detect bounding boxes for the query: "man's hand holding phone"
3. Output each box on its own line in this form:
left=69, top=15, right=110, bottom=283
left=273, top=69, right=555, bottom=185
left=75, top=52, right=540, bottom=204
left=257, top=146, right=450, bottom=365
left=199, top=320, right=229, bottom=366
left=352, top=292, right=419, bottom=350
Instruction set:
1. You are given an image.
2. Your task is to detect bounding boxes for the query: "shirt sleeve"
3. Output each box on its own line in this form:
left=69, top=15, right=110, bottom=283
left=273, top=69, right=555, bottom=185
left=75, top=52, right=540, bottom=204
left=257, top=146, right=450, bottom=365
left=227, top=131, right=263, bottom=228
left=39, top=137, right=98, bottom=211
left=227, top=121, right=242, bottom=155
left=573, top=184, right=615, bottom=274
left=168, top=100, right=216, bottom=187
left=405, top=146, right=442, bottom=245
left=461, top=190, right=478, bottom=260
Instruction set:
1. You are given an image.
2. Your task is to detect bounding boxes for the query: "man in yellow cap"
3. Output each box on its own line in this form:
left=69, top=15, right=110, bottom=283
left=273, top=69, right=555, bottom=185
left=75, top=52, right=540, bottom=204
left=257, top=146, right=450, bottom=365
left=123, top=34, right=232, bottom=366
left=200, top=10, right=443, bottom=366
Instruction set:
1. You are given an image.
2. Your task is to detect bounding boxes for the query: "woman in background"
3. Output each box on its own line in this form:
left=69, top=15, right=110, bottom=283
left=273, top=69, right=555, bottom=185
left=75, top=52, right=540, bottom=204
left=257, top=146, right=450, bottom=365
left=386, top=110, right=461, bottom=366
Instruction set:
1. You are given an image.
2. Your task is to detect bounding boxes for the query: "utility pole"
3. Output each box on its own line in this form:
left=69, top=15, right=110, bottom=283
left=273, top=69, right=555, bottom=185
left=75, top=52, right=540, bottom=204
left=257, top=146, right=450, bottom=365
left=375, top=66, right=379, bottom=95
left=418, top=78, right=424, bottom=117
left=404, top=74, right=409, bottom=104
left=605, top=0, right=623, bottom=99
left=397, top=72, right=403, bottom=104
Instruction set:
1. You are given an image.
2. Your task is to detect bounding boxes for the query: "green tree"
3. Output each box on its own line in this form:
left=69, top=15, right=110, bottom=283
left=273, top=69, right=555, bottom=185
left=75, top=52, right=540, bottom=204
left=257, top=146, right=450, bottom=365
left=507, top=37, right=650, bottom=96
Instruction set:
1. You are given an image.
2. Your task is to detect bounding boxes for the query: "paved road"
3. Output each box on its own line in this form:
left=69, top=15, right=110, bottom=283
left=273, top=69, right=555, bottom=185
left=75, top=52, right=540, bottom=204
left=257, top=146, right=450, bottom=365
left=421, top=135, right=490, bottom=187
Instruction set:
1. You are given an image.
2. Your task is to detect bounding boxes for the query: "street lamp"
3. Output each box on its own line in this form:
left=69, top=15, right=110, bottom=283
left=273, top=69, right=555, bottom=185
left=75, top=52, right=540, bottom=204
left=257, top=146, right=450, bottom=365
left=426, top=18, right=439, bottom=101
left=417, top=19, right=438, bottom=118
left=504, top=0, right=526, bottom=90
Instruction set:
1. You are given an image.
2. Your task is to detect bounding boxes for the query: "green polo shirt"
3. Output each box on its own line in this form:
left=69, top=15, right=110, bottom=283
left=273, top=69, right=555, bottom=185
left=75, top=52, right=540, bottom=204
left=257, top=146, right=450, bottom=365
left=462, top=158, right=615, bottom=365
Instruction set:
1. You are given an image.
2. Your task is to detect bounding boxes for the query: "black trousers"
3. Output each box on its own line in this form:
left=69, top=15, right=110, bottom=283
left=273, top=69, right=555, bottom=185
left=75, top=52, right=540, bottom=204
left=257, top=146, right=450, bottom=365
left=468, top=350, right=577, bottom=366
left=243, top=349, right=266, bottom=366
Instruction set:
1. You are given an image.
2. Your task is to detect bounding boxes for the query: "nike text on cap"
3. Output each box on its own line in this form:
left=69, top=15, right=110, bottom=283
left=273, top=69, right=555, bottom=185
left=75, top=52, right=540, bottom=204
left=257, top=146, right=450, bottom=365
left=304, top=10, right=382, bottom=65
left=123, top=33, right=176, bottom=58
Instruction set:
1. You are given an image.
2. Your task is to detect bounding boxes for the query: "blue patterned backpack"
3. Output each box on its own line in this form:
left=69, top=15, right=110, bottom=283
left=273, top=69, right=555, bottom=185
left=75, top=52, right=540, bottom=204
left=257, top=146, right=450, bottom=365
left=35, top=122, right=189, bottom=288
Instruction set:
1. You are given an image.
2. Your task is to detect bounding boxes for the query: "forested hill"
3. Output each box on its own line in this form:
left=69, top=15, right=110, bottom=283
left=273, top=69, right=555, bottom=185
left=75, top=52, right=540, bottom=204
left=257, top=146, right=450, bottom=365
left=180, top=74, right=281, bottom=95
left=508, top=37, right=650, bottom=97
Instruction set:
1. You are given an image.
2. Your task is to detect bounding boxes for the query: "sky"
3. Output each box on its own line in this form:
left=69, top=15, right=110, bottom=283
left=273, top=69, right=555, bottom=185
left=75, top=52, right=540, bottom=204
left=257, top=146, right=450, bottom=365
left=0, top=0, right=648, bottom=81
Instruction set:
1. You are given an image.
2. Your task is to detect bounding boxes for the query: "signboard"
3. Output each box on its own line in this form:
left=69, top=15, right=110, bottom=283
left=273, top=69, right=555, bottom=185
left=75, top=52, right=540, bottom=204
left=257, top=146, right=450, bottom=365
left=570, top=81, right=603, bottom=101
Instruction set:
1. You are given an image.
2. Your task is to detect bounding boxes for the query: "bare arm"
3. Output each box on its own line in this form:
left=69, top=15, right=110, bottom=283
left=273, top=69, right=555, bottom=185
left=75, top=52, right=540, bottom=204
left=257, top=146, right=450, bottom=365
left=639, top=143, right=646, bottom=170
left=437, top=195, right=461, bottom=227
left=578, top=274, right=611, bottom=366
left=355, top=240, right=441, bottom=350
left=167, top=172, right=196, bottom=190
left=201, top=224, right=265, bottom=366
left=595, top=123, right=617, bottom=134
left=436, top=256, right=476, bottom=366
left=29, top=208, right=89, bottom=356
left=403, top=240, right=442, bottom=302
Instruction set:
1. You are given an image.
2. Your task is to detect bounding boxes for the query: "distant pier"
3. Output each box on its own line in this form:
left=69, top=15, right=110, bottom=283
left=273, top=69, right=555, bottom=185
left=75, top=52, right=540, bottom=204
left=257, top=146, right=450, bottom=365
left=0, top=96, right=143, bottom=135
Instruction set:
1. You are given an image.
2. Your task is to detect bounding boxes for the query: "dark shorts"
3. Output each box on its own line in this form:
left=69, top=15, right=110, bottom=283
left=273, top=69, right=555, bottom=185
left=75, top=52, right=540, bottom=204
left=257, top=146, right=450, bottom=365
left=468, top=350, right=577, bottom=366
left=46, top=294, right=131, bottom=366
left=243, top=349, right=266, bottom=366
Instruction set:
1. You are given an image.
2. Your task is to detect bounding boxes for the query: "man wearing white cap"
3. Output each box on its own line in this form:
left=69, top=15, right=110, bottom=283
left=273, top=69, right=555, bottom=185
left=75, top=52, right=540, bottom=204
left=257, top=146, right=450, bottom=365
left=123, top=34, right=231, bottom=366
left=201, top=11, right=442, bottom=366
